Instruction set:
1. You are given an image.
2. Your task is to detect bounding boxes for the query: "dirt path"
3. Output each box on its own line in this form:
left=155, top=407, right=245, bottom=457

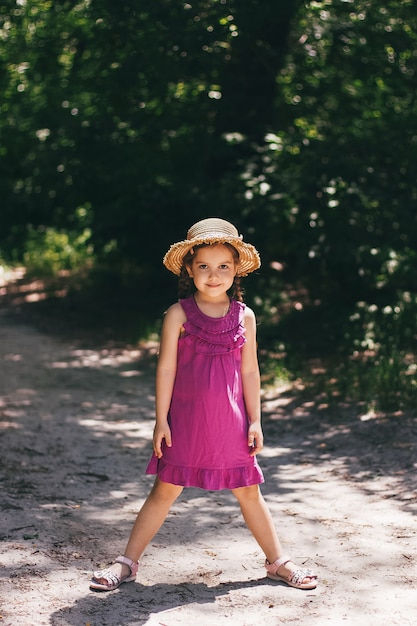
left=0, top=305, right=416, bottom=626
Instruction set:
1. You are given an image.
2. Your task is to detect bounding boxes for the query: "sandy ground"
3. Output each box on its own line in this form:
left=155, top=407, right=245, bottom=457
left=0, top=284, right=416, bottom=625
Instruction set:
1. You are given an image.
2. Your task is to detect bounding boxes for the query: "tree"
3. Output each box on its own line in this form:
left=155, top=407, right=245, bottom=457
left=236, top=1, right=417, bottom=354
left=0, top=0, right=300, bottom=273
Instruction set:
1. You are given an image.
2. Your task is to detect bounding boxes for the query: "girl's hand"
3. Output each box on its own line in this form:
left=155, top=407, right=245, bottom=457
left=153, top=422, right=172, bottom=458
left=248, top=422, right=264, bottom=456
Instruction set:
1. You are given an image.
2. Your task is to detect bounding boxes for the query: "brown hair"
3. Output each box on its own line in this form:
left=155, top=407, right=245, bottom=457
left=177, top=243, right=244, bottom=302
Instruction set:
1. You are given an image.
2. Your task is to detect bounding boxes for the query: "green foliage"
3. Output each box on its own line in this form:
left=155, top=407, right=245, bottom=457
left=0, top=0, right=299, bottom=265
left=246, top=0, right=417, bottom=409
left=339, top=296, right=417, bottom=410
left=23, top=225, right=93, bottom=277
left=260, top=352, right=293, bottom=391
left=245, top=0, right=417, bottom=297
left=305, top=347, right=417, bottom=413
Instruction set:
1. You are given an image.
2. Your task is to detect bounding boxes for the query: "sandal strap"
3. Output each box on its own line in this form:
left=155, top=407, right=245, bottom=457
left=265, top=555, right=291, bottom=573
left=93, top=567, right=122, bottom=586
left=288, top=568, right=316, bottom=585
left=115, top=555, right=139, bottom=576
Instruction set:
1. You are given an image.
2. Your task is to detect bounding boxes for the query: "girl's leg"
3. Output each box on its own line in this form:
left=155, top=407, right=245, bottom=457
left=124, top=478, right=183, bottom=561
left=231, top=484, right=282, bottom=563
left=93, top=478, right=183, bottom=583
left=231, top=484, right=315, bottom=584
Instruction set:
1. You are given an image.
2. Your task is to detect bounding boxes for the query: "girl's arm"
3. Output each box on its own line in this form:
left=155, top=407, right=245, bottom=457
left=154, top=302, right=185, bottom=458
left=241, top=306, right=264, bottom=456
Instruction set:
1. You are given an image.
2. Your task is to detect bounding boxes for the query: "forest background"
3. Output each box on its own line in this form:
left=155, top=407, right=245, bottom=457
left=1, top=0, right=417, bottom=412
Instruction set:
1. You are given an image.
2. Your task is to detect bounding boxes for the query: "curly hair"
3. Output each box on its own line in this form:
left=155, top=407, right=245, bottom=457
left=177, top=243, right=244, bottom=302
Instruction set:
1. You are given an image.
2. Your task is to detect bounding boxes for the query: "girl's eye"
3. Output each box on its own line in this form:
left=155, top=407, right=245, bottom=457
left=195, top=263, right=231, bottom=270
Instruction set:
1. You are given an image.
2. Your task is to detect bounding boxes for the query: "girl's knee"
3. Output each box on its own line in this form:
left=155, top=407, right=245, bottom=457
left=231, top=484, right=261, bottom=503
left=151, top=478, right=183, bottom=502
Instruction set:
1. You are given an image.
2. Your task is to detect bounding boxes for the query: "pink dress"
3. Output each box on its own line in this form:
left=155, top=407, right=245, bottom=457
left=145, top=296, right=264, bottom=490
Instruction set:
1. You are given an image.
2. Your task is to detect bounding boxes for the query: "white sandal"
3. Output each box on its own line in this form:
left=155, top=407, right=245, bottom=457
left=265, top=555, right=317, bottom=589
left=90, top=555, right=139, bottom=592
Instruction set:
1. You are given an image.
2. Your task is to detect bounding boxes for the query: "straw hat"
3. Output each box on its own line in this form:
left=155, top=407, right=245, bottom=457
left=163, top=218, right=261, bottom=276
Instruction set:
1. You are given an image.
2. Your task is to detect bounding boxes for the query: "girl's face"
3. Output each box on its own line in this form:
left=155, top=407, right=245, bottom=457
left=188, top=244, right=238, bottom=298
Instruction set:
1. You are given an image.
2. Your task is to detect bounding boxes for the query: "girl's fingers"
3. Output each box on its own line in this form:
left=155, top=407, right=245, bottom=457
left=248, top=435, right=263, bottom=456
left=154, top=430, right=172, bottom=458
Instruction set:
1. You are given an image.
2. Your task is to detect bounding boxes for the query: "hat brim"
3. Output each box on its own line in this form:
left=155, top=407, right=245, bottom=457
left=163, top=236, right=261, bottom=276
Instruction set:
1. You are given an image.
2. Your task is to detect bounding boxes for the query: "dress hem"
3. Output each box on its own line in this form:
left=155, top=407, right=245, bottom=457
left=145, top=456, right=265, bottom=491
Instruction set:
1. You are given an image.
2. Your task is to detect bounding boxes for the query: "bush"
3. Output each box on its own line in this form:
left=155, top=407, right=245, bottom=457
left=23, top=226, right=94, bottom=277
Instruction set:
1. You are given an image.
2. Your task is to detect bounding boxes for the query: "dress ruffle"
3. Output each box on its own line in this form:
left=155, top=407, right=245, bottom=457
left=181, top=297, right=246, bottom=355
left=146, top=455, right=264, bottom=491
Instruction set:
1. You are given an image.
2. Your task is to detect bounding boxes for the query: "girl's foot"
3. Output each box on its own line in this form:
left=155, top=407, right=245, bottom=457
left=90, top=555, right=138, bottom=592
left=265, top=556, right=317, bottom=590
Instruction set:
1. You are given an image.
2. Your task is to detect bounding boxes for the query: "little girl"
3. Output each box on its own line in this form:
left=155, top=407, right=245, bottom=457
left=90, top=218, right=317, bottom=592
